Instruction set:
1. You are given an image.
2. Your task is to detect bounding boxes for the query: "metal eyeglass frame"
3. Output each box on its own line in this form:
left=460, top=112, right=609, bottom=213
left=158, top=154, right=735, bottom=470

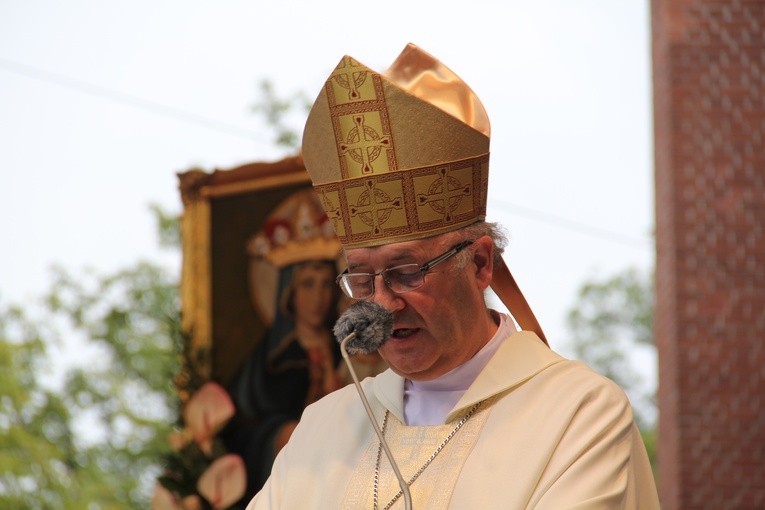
left=336, top=239, right=475, bottom=300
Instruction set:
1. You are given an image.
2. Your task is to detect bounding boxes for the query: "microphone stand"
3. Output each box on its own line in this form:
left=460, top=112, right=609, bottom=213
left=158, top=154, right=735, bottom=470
left=341, top=333, right=413, bottom=510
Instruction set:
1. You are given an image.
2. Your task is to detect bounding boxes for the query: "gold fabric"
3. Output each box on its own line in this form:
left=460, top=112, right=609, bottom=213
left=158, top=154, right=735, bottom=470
left=341, top=400, right=493, bottom=509
left=383, top=43, right=490, bottom=138
left=302, top=44, right=490, bottom=249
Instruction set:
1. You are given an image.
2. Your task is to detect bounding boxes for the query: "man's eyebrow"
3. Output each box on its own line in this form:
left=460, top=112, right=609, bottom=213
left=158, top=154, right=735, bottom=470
left=387, top=250, right=418, bottom=264
left=346, top=261, right=367, bottom=271
left=347, top=249, right=419, bottom=271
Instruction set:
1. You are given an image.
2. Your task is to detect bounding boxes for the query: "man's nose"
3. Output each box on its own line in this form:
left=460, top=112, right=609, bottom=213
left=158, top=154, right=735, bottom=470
left=370, top=274, right=404, bottom=313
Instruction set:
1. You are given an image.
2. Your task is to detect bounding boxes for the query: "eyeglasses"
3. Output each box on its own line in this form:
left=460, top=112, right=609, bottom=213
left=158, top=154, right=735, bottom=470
left=336, top=240, right=474, bottom=300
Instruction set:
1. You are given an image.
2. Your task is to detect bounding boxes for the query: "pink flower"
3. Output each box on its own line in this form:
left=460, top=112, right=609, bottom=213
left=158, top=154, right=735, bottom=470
left=196, top=454, right=247, bottom=509
left=183, top=382, right=235, bottom=455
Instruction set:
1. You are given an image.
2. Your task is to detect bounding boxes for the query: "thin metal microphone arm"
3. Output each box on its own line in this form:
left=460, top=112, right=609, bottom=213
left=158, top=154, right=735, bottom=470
left=340, top=333, right=413, bottom=510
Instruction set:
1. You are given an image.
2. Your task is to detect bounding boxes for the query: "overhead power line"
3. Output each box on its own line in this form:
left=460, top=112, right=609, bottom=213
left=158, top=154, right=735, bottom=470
left=491, top=199, right=654, bottom=250
left=1, top=56, right=654, bottom=250
left=0, top=56, right=265, bottom=141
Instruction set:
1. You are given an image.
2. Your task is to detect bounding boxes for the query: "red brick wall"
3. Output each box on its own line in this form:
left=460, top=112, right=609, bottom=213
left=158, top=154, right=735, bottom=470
left=652, top=0, right=765, bottom=508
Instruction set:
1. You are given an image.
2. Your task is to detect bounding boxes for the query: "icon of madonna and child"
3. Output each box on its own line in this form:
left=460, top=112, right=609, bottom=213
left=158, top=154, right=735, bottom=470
left=216, top=189, right=387, bottom=505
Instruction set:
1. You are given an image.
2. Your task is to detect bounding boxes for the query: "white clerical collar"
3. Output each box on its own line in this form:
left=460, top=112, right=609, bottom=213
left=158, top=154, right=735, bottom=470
left=403, top=312, right=517, bottom=425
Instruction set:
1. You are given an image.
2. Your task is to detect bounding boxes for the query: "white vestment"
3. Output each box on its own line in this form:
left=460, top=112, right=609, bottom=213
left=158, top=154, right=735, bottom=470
left=247, top=330, right=660, bottom=509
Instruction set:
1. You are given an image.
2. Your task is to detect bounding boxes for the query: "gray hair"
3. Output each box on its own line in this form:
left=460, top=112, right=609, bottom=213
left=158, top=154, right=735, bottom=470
left=449, top=221, right=508, bottom=268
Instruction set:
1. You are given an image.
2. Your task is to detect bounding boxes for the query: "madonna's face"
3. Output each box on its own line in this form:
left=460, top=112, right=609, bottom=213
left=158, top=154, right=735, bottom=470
left=291, top=263, right=336, bottom=329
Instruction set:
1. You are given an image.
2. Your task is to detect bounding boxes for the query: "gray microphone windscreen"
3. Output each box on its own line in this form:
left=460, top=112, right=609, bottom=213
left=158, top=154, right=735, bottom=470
left=333, top=301, right=394, bottom=355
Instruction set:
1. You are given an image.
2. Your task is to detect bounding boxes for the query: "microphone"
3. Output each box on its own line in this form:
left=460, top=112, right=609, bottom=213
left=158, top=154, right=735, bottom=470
left=333, top=300, right=394, bottom=355
left=333, top=301, right=412, bottom=510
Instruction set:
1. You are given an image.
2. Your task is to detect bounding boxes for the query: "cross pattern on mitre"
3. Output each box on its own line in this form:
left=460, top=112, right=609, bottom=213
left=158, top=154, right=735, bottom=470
left=338, top=114, right=392, bottom=175
left=416, top=166, right=472, bottom=223
left=330, top=55, right=368, bottom=101
left=348, top=179, right=403, bottom=236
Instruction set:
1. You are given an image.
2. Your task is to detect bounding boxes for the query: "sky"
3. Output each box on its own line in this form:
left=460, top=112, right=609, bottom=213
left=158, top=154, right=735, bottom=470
left=0, top=1, right=654, bottom=363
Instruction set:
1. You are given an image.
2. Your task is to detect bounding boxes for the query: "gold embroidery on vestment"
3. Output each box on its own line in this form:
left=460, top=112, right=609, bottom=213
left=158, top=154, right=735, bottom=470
left=341, top=398, right=494, bottom=509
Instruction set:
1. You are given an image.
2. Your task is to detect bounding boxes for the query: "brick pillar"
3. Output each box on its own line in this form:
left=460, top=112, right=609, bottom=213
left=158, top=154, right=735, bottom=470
left=652, top=1, right=765, bottom=508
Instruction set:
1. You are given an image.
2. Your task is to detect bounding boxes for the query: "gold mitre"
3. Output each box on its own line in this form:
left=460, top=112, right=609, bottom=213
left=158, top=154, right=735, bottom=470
left=302, top=43, right=491, bottom=249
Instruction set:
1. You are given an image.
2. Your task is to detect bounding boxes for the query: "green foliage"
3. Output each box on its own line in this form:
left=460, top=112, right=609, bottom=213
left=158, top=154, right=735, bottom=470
left=150, top=202, right=183, bottom=250
left=0, top=306, right=80, bottom=510
left=48, top=261, right=181, bottom=506
left=641, top=428, right=658, bottom=478
left=0, top=208, right=182, bottom=508
left=251, top=79, right=310, bottom=151
left=566, top=268, right=654, bottom=388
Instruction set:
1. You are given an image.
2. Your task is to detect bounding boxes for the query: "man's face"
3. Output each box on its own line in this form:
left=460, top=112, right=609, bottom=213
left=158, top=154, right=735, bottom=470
left=344, top=234, right=491, bottom=381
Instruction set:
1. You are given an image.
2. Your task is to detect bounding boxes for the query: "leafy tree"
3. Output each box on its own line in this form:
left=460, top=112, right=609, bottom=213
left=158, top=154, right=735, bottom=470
left=251, top=79, right=310, bottom=151
left=0, top=303, right=79, bottom=509
left=0, top=205, right=182, bottom=508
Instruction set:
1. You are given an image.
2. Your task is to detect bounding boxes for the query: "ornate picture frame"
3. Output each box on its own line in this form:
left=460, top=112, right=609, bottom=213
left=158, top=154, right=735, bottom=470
left=159, top=156, right=387, bottom=508
left=176, top=156, right=315, bottom=393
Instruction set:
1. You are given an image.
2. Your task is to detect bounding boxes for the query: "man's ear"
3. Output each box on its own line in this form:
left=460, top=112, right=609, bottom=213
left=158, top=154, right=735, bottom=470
left=472, top=235, right=495, bottom=290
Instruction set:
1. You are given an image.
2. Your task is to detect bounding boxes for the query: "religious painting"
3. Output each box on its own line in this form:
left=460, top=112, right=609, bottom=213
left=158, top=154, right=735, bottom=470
left=154, top=157, right=386, bottom=510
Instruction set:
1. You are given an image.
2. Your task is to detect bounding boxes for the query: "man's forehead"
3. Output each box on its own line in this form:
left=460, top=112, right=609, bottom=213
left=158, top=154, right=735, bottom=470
left=345, top=238, right=439, bottom=265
